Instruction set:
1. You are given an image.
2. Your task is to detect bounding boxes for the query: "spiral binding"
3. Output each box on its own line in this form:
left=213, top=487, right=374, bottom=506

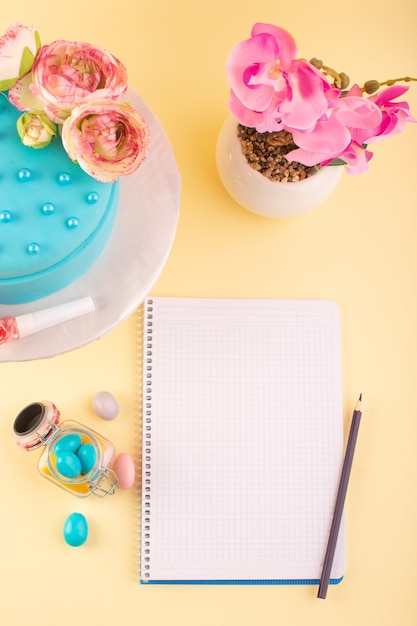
left=141, top=299, right=153, bottom=581
left=133, top=303, right=144, bottom=580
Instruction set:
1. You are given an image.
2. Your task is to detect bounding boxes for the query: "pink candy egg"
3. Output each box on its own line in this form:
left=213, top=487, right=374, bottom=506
left=113, top=452, right=135, bottom=489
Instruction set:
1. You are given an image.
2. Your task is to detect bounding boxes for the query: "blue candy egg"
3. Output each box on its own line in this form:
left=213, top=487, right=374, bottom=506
left=77, top=443, right=97, bottom=475
left=63, top=512, right=88, bottom=547
left=55, top=451, right=82, bottom=478
left=54, top=433, right=82, bottom=455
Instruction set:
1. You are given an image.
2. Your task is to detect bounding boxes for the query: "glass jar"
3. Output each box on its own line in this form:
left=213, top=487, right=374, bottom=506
left=13, top=401, right=118, bottom=498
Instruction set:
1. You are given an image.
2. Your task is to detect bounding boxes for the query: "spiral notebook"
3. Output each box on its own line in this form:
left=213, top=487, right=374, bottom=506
left=140, top=297, right=344, bottom=584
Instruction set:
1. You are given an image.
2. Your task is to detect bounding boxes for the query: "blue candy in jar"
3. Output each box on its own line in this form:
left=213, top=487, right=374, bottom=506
left=53, top=433, right=82, bottom=455
left=55, top=451, right=82, bottom=479
left=77, top=443, right=97, bottom=475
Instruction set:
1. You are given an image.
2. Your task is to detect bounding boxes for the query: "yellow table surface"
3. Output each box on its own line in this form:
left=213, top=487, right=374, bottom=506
left=1, top=2, right=416, bottom=624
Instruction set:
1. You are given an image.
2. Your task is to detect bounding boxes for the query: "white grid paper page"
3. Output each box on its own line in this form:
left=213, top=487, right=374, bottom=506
left=141, top=298, right=344, bottom=583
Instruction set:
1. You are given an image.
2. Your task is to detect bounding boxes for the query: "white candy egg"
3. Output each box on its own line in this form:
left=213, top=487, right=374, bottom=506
left=92, top=391, right=119, bottom=420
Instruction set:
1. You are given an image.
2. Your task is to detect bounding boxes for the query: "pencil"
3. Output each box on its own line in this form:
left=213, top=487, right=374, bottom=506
left=317, top=393, right=363, bottom=599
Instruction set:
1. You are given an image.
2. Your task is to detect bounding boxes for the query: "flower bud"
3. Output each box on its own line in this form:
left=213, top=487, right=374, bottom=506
left=363, top=80, right=381, bottom=94
left=309, top=57, right=323, bottom=69
left=339, top=72, right=350, bottom=89
left=16, top=112, right=56, bottom=149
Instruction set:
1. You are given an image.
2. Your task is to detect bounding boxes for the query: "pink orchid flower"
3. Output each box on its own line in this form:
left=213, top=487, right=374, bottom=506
left=0, top=22, right=40, bottom=91
left=334, top=141, right=374, bottom=175
left=364, top=85, right=416, bottom=143
left=333, top=87, right=416, bottom=174
left=61, top=100, right=150, bottom=183
left=226, top=22, right=332, bottom=133
left=9, top=40, right=128, bottom=123
left=286, top=88, right=383, bottom=173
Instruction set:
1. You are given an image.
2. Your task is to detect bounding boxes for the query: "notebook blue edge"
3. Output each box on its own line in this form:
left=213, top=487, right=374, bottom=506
left=141, top=576, right=344, bottom=586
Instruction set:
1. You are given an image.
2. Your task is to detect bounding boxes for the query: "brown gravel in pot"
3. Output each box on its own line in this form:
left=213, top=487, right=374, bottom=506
left=238, top=124, right=322, bottom=182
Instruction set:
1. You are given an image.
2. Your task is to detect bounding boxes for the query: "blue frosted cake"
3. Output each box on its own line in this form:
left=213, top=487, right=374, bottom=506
left=0, top=23, right=150, bottom=305
left=0, top=94, right=119, bottom=304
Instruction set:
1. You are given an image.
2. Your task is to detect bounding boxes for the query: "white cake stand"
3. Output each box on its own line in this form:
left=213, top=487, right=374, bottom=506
left=0, top=89, right=181, bottom=361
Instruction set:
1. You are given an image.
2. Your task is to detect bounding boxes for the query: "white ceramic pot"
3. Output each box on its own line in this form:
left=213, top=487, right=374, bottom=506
left=216, top=116, right=343, bottom=218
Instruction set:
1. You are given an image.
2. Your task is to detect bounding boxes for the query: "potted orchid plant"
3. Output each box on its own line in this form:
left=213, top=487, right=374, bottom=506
left=0, top=23, right=149, bottom=183
left=216, top=22, right=416, bottom=217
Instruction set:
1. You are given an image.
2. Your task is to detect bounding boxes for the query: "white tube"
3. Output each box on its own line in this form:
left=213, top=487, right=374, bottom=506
left=16, top=297, right=95, bottom=338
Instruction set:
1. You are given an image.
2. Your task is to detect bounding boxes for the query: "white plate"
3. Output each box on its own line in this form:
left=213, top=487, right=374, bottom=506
left=0, top=89, right=181, bottom=361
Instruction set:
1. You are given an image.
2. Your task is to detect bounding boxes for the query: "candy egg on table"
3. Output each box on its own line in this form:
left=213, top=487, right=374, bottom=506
left=92, top=391, right=119, bottom=421
left=63, top=512, right=88, bottom=547
left=113, top=452, right=135, bottom=489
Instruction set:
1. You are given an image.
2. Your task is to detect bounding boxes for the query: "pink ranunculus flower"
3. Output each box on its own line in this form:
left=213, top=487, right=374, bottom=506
left=9, top=40, right=128, bottom=123
left=61, top=99, right=150, bottom=183
left=226, top=22, right=332, bottom=133
left=0, top=23, right=40, bottom=91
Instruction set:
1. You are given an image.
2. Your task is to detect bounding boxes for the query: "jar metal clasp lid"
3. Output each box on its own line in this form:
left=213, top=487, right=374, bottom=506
left=37, top=420, right=59, bottom=446
left=88, top=467, right=118, bottom=498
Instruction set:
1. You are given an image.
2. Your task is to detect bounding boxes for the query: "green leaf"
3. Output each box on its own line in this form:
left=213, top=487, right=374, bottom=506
left=0, top=77, right=17, bottom=91
left=29, top=141, right=53, bottom=150
left=34, top=30, right=42, bottom=53
left=16, top=114, right=25, bottom=140
left=327, top=158, right=346, bottom=167
left=19, top=47, right=35, bottom=77
left=43, top=117, right=57, bottom=135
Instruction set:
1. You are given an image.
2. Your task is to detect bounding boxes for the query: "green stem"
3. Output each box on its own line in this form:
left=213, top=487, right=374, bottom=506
left=363, top=77, right=417, bottom=94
